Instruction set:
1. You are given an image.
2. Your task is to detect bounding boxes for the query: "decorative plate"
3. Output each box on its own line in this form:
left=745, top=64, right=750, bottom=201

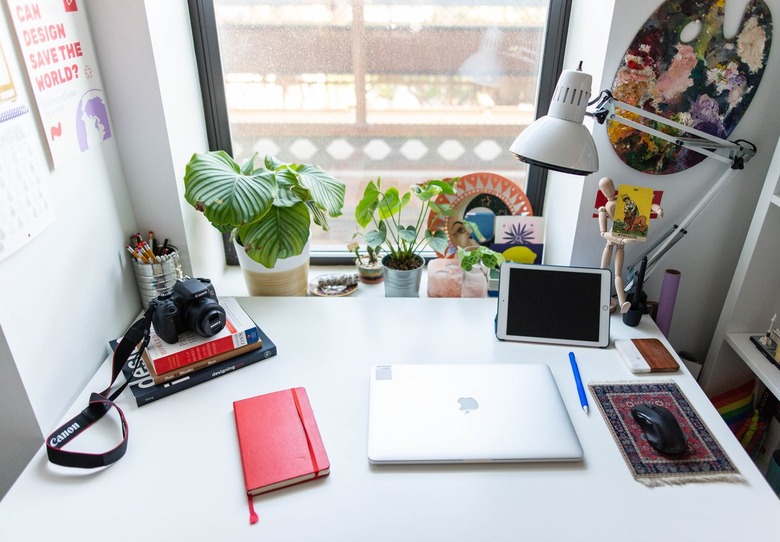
left=427, top=172, right=533, bottom=257
left=308, top=273, right=359, bottom=297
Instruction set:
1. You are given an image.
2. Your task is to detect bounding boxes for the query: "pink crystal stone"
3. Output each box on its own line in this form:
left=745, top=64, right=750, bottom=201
left=427, top=258, right=462, bottom=297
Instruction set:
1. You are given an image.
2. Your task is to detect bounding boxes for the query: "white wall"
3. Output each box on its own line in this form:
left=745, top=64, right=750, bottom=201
left=543, top=0, right=614, bottom=264
left=551, top=0, right=780, bottom=363
left=84, top=0, right=224, bottom=282
left=0, top=0, right=213, bottom=499
left=0, top=1, right=141, bottom=498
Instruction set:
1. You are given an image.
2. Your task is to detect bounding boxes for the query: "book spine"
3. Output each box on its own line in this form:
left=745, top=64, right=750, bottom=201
left=125, top=339, right=277, bottom=407
left=147, top=341, right=264, bottom=384
left=148, top=355, right=220, bottom=385
left=151, top=326, right=259, bottom=375
left=123, top=354, right=182, bottom=406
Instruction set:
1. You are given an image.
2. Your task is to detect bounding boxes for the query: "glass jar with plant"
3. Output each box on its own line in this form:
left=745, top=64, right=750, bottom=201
left=355, top=177, right=457, bottom=296
left=457, top=245, right=507, bottom=297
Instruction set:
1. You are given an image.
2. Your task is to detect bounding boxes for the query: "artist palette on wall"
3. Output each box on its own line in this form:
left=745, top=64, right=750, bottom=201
left=610, top=0, right=772, bottom=174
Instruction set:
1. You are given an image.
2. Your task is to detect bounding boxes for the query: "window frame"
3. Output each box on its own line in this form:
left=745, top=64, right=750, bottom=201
left=187, top=0, right=572, bottom=265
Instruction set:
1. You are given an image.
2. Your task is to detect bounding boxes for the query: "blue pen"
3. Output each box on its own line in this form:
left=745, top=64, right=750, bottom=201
left=569, top=352, right=589, bottom=414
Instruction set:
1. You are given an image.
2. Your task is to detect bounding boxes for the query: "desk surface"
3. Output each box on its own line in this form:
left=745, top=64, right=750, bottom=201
left=2, top=297, right=779, bottom=541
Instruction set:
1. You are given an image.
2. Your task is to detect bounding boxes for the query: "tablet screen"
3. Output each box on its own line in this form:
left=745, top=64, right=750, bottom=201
left=496, top=263, right=611, bottom=347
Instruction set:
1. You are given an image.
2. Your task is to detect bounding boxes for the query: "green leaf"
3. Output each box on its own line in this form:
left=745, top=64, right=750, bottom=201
left=237, top=202, right=311, bottom=268
left=429, top=201, right=456, bottom=217
left=426, top=229, right=450, bottom=255
left=355, top=180, right=381, bottom=228
left=426, top=179, right=456, bottom=195
left=397, top=225, right=417, bottom=243
left=364, top=227, right=386, bottom=247
left=264, top=155, right=286, bottom=170
left=294, top=163, right=346, bottom=217
left=377, top=187, right=405, bottom=220
left=305, top=200, right=330, bottom=231
left=482, top=252, right=498, bottom=269
left=184, top=150, right=276, bottom=227
left=456, top=246, right=506, bottom=271
left=240, top=154, right=259, bottom=175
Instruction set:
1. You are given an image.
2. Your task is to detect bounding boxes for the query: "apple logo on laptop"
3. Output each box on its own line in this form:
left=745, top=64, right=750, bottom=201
left=457, top=396, right=479, bottom=414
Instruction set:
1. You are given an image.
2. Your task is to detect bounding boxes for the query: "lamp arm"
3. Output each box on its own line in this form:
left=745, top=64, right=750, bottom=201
left=625, top=226, right=686, bottom=291
left=626, top=224, right=681, bottom=275
left=623, top=167, right=740, bottom=292
left=588, top=93, right=756, bottom=168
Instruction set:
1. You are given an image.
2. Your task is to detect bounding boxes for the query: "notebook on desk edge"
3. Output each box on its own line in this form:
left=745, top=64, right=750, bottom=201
left=367, top=363, right=583, bottom=464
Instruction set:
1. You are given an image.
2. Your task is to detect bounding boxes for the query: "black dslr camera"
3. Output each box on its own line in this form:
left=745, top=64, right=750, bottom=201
left=151, top=277, right=227, bottom=344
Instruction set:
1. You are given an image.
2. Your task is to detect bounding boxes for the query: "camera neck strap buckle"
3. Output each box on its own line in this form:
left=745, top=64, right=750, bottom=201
left=45, top=302, right=157, bottom=469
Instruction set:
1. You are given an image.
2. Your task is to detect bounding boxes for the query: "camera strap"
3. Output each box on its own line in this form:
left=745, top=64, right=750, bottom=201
left=45, top=302, right=157, bottom=469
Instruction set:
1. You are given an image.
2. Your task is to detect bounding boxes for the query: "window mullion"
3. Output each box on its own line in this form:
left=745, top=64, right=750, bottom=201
left=352, top=0, right=367, bottom=128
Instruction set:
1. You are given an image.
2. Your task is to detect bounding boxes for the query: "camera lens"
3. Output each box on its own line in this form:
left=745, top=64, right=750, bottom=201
left=185, top=299, right=226, bottom=338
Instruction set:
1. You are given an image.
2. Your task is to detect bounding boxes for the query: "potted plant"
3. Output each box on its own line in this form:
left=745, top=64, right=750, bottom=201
left=183, top=151, right=346, bottom=296
left=355, top=177, right=457, bottom=296
left=347, top=239, right=384, bottom=284
left=457, top=245, right=506, bottom=297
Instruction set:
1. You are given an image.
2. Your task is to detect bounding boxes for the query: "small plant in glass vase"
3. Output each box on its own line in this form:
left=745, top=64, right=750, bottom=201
left=457, top=245, right=506, bottom=297
left=355, top=177, right=457, bottom=296
left=347, top=238, right=384, bottom=284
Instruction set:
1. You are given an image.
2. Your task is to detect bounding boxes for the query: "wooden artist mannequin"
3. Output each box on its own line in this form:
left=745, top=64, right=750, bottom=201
left=598, top=177, right=663, bottom=313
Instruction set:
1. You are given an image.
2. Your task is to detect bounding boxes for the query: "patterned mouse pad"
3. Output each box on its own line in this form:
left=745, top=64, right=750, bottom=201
left=589, top=381, right=742, bottom=486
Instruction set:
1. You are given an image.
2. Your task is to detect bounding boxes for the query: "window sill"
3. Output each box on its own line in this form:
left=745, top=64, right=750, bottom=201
left=209, top=264, right=432, bottom=298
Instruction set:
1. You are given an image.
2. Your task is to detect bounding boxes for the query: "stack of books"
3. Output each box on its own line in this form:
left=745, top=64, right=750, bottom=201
left=119, top=297, right=277, bottom=406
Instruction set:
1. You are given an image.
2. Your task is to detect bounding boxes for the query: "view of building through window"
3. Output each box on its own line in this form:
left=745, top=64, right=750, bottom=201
left=213, top=0, right=551, bottom=252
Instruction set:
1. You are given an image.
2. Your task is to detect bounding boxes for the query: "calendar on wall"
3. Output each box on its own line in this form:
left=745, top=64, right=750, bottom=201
left=0, top=103, right=54, bottom=263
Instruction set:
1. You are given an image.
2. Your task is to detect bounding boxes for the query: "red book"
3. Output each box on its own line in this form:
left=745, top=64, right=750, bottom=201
left=233, top=388, right=330, bottom=501
left=145, top=297, right=259, bottom=375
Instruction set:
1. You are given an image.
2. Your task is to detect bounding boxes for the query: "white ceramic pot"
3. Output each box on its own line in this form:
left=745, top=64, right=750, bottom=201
left=234, top=240, right=310, bottom=296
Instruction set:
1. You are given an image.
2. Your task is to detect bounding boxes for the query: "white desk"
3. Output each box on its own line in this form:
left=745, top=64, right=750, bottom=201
left=2, top=298, right=779, bottom=541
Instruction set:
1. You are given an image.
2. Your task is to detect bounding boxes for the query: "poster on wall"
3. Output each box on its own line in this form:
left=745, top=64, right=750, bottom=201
left=0, top=40, right=17, bottom=101
left=7, top=0, right=112, bottom=169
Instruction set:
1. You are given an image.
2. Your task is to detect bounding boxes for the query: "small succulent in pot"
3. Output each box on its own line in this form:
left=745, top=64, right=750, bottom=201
left=347, top=239, right=384, bottom=283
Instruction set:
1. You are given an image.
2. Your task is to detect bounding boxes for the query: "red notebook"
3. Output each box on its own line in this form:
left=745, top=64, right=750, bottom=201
left=233, top=388, right=330, bottom=522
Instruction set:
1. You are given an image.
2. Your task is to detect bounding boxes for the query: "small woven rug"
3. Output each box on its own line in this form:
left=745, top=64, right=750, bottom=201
left=589, top=381, right=743, bottom=487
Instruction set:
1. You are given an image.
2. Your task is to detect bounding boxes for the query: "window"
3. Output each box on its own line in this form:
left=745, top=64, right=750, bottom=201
left=188, top=0, right=571, bottom=263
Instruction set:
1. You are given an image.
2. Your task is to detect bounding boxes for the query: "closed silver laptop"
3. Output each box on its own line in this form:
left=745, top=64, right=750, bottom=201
left=367, top=363, right=583, bottom=464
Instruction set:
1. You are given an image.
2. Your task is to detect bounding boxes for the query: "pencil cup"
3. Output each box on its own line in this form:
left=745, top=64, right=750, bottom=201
left=131, top=248, right=183, bottom=307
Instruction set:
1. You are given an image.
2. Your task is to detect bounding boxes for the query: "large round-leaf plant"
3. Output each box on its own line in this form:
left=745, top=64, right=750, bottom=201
left=184, top=151, right=345, bottom=268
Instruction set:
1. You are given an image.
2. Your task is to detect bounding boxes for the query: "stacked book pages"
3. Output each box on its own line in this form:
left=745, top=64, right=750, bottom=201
left=118, top=297, right=277, bottom=406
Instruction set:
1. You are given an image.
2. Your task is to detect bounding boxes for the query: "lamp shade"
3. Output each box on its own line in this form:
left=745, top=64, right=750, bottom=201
left=510, top=68, right=599, bottom=175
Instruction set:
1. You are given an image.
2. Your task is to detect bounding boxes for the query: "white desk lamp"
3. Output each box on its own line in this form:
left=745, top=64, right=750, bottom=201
left=510, top=63, right=756, bottom=289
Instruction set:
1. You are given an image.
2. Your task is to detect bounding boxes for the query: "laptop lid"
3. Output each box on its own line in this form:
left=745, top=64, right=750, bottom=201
left=496, top=263, right=612, bottom=348
left=367, top=363, right=583, bottom=464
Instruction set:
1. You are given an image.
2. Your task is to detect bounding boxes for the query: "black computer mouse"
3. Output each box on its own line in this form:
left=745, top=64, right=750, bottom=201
left=630, top=403, right=687, bottom=455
